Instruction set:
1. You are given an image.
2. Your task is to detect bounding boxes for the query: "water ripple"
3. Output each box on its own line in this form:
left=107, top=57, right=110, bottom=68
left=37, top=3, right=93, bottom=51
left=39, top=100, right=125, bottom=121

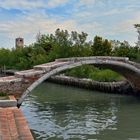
left=21, top=82, right=140, bottom=140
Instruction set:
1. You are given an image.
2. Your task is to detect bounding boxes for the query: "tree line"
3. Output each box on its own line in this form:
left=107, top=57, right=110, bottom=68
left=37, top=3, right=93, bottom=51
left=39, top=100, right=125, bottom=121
left=0, top=28, right=140, bottom=70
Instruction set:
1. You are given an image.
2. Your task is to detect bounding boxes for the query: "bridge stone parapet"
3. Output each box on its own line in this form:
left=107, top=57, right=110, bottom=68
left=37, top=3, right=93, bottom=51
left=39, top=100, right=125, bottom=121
left=55, top=56, right=129, bottom=62
left=127, top=61, right=140, bottom=69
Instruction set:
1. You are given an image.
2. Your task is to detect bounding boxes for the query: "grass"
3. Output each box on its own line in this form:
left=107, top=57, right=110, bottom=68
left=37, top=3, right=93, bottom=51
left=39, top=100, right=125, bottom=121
left=0, top=92, right=9, bottom=100
left=65, top=65, right=124, bottom=82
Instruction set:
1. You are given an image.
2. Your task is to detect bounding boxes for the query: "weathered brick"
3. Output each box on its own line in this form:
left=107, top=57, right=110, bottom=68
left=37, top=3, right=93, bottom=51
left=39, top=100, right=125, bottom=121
left=0, top=107, right=34, bottom=140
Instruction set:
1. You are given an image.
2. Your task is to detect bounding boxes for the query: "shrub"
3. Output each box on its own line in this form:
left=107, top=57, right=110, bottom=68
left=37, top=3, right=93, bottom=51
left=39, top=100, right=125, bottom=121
left=65, top=65, right=124, bottom=82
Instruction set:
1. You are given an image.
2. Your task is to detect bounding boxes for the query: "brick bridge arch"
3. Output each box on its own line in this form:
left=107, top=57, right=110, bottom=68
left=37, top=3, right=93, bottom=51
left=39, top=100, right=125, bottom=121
left=17, top=57, right=140, bottom=107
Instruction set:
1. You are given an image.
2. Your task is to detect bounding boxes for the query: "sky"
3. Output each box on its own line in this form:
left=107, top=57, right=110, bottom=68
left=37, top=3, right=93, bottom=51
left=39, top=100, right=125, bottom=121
left=0, top=0, right=140, bottom=48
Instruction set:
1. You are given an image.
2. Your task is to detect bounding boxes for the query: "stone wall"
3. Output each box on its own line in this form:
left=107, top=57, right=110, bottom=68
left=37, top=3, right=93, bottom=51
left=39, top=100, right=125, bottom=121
left=0, top=74, right=135, bottom=101
left=0, top=79, right=29, bottom=97
left=49, top=75, right=135, bottom=95
left=0, top=76, right=41, bottom=98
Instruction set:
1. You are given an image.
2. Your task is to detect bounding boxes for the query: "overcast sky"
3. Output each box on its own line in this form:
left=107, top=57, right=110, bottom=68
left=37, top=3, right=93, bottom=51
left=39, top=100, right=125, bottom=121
left=0, top=0, right=140, bottom=48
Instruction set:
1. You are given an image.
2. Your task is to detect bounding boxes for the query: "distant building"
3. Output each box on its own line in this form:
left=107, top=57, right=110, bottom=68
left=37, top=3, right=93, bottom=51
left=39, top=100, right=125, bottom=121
left=15, top=37, right=24, bottom=48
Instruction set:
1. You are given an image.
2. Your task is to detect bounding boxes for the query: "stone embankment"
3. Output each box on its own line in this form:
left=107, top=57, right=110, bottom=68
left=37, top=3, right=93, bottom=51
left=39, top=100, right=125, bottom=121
left=0, top=74, right=135, bottom=96
left=49, top=75, right=134, bottom=95
left=0, top=76, right=31, bottom=97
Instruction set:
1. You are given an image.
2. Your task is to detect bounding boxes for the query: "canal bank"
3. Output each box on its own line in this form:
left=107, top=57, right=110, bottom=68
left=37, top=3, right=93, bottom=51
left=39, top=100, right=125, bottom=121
left=48, top=75, right=135, bottom=95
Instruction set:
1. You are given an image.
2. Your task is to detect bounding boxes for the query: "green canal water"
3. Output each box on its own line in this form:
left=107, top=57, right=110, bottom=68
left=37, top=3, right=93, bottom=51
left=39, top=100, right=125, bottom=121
left=21, top=82, right=140, bottom=140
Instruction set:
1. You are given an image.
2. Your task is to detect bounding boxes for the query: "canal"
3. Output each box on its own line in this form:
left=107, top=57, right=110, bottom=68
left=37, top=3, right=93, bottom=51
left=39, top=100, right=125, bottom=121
left=21, top=82, right=140, bottom=140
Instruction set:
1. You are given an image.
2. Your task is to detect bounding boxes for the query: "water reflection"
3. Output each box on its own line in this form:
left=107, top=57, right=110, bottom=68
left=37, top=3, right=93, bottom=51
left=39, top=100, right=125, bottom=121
left=21, top=82, right=140, bottom=140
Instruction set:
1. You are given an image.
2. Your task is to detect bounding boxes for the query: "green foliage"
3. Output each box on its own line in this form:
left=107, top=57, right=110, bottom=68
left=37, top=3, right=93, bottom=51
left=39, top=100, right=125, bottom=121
left=103, top=39, right=112, bottom=55
left=89, top=69, right=124, bottom=82
left=65, top=65, right=124, bottom=82
left=133, top=51, right=140, bottom=62
left=0, top=48, right=11, bottom=67
left=46, top=29, right=92, bottom=61
left=0, top=92, right=7, bottom=97
left=0, top=92, right=9, bottom=100
left=134, top=24, right=140, bottom=28
left=0, top=43, right=49, bottom=70
left=112, top=43, right=129, bottom=57
left=92, top=36, right=112, bottom=56
left=112, top=43, right=140, bottom=62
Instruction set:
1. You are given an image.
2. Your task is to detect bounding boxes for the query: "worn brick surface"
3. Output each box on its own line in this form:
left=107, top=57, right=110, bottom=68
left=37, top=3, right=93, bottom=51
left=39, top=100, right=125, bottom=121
left=0, top=107, right=34, bottom=140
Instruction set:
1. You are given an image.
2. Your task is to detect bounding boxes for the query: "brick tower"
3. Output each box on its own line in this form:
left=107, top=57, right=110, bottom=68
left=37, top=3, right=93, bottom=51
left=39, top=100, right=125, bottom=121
left=15, top=37, right=24, bottom=48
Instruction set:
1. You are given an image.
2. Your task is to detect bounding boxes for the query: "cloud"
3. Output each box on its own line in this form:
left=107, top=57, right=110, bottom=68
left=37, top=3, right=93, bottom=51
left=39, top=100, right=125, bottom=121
left=77, top=0, right=96, bottom=7
left=47, top=0, right=69, bottom=8
left=0, top=0, right=140, bottom=48
left=109, top=12, right=140, bottom=35
left=76, top=0, right=113, bottom=9
left=0, top=11, right=78, bottom=46
left=0, top=0, right=45, bottom=10
left=102, top=9, right=128, bottom=16
left=100, top=12, right=140, bottom=45
left=0, top=0, right=70, bottom=10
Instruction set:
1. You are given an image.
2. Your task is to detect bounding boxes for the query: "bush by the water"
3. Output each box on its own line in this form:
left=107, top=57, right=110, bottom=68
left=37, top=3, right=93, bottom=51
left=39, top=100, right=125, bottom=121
left=0, top=92, right=7, bottom=96
left=65, top=65, right=124, bottom=82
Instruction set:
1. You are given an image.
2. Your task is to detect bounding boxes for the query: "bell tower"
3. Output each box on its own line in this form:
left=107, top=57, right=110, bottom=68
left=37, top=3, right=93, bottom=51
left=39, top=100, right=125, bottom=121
left=15, top=37, right=24, bottom=48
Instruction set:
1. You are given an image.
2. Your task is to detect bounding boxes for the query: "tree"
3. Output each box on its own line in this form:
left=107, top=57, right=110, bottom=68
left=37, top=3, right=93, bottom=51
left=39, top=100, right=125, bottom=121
left=92, top=36, right=112, bottom=56
left=70, top=31, right=90, bottom=57
left=103, top=39, right=112, bottom=55
left=35, top=34, right=53, bottom=54
left=113, top=42, right=129, bottom=57
left=47, top=29, right=91, bottom=59
left=92, top=36, right=103, bottom=56
left=134, top=24, right=140, bottom=48
left=71, top=31, right=88, bottom=46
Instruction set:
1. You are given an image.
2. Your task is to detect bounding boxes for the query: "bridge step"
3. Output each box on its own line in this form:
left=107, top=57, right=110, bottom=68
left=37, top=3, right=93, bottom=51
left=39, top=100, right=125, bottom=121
left=0, top=76, right=22, bottom=83
left=34, top=61, right=70, bottom=71
left=15, top=69, right=44, bottom=78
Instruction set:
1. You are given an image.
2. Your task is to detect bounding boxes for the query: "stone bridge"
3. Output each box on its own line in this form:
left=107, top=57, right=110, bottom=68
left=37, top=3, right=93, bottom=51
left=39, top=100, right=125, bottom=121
left=0, top=56, right=139, bottom=107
